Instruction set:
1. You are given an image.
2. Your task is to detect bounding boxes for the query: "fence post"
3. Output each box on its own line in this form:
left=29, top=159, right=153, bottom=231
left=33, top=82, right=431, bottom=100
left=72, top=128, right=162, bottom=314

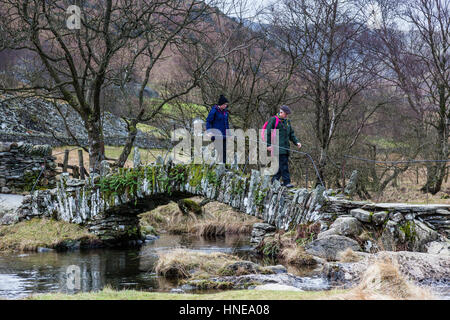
left=63, top=149, right=69, bottom=173
left=78, top=150, right=85, bottom=180
left=416, top=166, right=419, bottom=184
left=72, top=166, right=80, bottom=179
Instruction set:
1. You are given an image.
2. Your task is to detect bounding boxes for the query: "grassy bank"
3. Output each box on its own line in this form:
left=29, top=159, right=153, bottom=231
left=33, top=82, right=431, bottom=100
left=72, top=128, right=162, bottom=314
left=27, top=287, right=346, bottom=300
left=139, top=197, right=261, bottom=236
left=0, top=218, right=100, bottom=252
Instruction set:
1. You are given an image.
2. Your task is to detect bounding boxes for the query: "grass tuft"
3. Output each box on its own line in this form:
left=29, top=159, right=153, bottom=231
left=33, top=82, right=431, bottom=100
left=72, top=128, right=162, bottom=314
left=154, top=249, right=243, bottom=279
left=0, top=218, right=99, bottom=252
left=332, top=258, right=435, bottom=300
left=279, top=246, right=317, bottom=266
left=337, top=248, right=363, bottom=263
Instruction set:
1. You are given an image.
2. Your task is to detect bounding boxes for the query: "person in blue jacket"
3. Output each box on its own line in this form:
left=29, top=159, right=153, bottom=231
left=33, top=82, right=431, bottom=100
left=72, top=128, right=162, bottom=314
left=206, top=95, right=229, bottom=163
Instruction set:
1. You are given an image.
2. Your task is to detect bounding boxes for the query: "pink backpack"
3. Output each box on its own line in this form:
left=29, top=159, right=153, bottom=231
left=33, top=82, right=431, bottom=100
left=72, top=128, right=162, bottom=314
left=261, top=116, right=280, bottom=142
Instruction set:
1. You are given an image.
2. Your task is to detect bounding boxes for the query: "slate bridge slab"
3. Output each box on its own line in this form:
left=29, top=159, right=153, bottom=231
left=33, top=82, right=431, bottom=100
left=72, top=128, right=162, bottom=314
left=2, top=161, right=450, bottom=243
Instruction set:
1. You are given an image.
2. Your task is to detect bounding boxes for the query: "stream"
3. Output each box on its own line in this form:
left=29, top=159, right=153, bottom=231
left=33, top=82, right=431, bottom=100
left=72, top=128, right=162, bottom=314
left=0, top=233, right=448, bottom=299
left=0, top=234, right=320, bottom=299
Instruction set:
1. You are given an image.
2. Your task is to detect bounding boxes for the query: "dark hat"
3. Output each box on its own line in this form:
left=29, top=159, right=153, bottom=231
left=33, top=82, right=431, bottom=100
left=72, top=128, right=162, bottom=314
left=218, top=94, right=229, bottom=106
left=280, top=105, right=291, bottom=114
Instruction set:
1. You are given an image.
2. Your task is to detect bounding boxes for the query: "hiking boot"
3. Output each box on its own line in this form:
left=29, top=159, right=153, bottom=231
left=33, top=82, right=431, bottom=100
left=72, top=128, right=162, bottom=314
left=284, top=183, right=294, bottom=188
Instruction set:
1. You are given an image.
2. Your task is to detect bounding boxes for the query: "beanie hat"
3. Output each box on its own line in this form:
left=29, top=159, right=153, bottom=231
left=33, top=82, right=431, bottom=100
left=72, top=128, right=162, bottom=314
left=217, top=94, right=229, bottom=106
left=280, top=105, right=291, bottom=114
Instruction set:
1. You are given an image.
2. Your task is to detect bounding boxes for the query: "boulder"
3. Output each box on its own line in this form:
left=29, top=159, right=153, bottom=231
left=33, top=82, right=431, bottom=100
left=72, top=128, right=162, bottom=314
left=220, top=261, right=266, bottom=275
left=317, top=228, right=339, bottom=239
left=0, top=194, right=24, bottom=225
left=380, top=220, right=399, bottom=251
left=250, top=223, right=276, bottom=245
left=1, top=187, right=11, bottom=194
left=351, top=208, right=372, bottom=223
left=264, top=265, right=288, bottom=274
left=252, top=223, right=276, bottom=232
left=390, top=212, right=404, bottom=223
left=327, top=216, right=363, bottom=238
left=0, top=213, right=18, bottom=225
left=66, top=179, right=86, bottom=187
left=305, top=235, right=362, bottom=261
left=344, top=170, right=358, bottom=197
left=413, top=220, right=440, bottom=252
left=426, top=241, right=450, bottom=256
left=322, top=251, right=450, bottom=286
left=206, top=273, right=330, bottom=291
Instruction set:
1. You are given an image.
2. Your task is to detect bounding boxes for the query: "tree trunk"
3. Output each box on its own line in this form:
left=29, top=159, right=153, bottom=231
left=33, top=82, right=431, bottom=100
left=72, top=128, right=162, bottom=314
left=316, top=148, right=327, bottom=188
left=116, top=121, right=138, bottom=168
left=420, top=89, right=449, bottom=195
left=421, top=160, right=447, bottom=195
left=86, top=119, right=105, bottom=173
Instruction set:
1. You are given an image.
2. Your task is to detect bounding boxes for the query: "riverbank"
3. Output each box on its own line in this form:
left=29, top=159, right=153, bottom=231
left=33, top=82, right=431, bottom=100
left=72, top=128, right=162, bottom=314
left=0, top=218, right=102, bottom=252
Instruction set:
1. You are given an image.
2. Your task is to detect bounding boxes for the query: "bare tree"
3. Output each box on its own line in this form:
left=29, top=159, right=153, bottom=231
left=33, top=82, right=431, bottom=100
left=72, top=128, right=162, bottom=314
left=0, top=0, right=226, bottom=171
left=267, top=0, right=384, bottom=186
left=369, top=0, right=449, bottom=194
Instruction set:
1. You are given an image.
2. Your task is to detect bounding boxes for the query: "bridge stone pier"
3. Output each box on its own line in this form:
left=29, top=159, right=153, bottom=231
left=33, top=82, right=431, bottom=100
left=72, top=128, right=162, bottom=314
left=6, top=159, right=450, bottom=248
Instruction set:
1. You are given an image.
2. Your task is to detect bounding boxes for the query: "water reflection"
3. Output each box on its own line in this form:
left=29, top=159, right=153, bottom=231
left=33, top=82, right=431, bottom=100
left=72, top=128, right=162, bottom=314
left=0, top=234, right=274, bottom=299
left=0, top=248, right=164, bottom=299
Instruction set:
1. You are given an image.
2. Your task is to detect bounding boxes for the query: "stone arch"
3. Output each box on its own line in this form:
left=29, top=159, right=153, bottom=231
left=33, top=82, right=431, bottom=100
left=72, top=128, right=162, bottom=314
left=85, top=192, right=196, bottom=245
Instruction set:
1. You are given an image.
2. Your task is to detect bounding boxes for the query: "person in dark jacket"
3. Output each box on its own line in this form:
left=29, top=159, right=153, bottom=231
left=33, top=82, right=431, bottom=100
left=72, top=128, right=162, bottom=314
left=266, top=105, right=301, bottom=188
left=206, top=94, right=229, bottom=163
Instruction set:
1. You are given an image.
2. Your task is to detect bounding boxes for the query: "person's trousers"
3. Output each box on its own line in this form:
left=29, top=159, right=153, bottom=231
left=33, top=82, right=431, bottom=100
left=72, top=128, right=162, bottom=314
left=215, top=137, right=226, bottom=163
left=272, top=154, right=291, bottom=185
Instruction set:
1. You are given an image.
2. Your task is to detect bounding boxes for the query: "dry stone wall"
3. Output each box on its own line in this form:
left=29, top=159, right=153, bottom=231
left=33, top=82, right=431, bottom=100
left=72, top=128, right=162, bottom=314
left=0, top=142, right=57, bottom=193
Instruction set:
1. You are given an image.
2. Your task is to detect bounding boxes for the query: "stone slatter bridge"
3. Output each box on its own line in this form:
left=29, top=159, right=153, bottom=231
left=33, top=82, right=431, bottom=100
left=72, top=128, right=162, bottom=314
left=6, top=159, right=450, bottom=246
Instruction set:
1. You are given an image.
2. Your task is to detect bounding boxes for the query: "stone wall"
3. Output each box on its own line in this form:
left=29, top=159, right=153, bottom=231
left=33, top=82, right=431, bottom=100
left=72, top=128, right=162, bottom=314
left=0, top=142, right=57, bottom=193
left=0, top=132, right=170, bottom=149
left=7, top=160, right=450, bottom=249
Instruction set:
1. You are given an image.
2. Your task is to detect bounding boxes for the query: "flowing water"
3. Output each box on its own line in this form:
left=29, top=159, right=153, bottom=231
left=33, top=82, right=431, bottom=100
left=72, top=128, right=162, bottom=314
left=0, top=233, right=448, bottom=299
